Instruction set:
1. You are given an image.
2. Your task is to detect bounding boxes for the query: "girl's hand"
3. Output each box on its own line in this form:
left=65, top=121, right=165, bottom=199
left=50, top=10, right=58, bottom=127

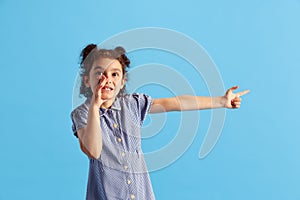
left=92, top=75, right=107, bottom=108
left=224, top=86, right=250, bottom=109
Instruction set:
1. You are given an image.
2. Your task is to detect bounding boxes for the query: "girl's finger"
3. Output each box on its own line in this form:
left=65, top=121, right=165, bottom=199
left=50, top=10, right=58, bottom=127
left=231, top=100, right=241, bottom=107
left=238, top=90, right=250, bottom=97
left=233, top=97, right=242, bottom=102
left=95, top=77, right=106, bottom=94
left=98, top=76, right=107, bottom=87
left=226, top=86, right=238, bottom=95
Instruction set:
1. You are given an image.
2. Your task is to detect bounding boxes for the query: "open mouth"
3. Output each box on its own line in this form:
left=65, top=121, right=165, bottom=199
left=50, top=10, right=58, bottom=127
left=102, top=86, right=114, bottom=92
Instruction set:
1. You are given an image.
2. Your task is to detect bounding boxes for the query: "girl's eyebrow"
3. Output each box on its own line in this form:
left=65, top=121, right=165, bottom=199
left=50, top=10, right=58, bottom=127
left=110, top=68, right=122, bottom=72
left=93, top=66, right=121, bottom=72
left=93, top=66, right=105, bottom=71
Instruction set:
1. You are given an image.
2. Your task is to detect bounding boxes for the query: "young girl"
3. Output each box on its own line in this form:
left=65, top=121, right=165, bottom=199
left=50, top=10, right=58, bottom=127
left=71, top=44, right=250, bottom=200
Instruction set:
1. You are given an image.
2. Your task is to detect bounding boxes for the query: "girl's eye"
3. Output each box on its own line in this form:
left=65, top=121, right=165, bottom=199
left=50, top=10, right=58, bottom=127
left=95, top=72, right=103, bottom=76
left=112, top=72, right=119, bottom=77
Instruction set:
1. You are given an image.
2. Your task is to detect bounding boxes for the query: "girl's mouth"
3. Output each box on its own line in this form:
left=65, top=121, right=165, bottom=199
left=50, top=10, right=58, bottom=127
left=102, top=86, right=113, bottom=92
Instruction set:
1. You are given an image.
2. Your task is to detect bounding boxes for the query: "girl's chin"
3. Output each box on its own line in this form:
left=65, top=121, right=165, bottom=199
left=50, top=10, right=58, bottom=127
left=101, top=93, right=116, bottom=100
left=101, top=89, right=120, bottom=100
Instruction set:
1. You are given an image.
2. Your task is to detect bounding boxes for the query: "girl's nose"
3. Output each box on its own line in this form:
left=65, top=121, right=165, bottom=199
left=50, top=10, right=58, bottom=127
left=107, top=78, right=112, bottom=83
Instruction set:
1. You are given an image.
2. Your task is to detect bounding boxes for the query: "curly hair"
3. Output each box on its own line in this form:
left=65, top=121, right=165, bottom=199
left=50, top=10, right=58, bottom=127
left=79, top=44, right=130, bottom=98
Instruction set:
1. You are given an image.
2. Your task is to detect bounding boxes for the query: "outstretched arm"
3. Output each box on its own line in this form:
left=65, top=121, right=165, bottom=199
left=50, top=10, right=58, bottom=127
left=149, top=86, right=250, bottom=113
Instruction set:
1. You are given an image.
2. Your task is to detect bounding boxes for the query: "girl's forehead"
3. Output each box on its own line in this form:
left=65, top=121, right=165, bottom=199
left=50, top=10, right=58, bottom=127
left=92, top=57, right=122, bottom=71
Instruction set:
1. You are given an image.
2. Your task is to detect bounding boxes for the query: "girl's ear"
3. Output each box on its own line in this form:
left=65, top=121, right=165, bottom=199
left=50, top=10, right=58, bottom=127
left=121, top=77, right=126, bottom=89
left=83, top=75, right=90, bottom=87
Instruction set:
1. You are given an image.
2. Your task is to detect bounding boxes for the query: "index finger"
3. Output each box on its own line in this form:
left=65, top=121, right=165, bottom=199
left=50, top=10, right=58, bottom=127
left=98, top=74, right=106, bottom=84
left=237, top=89, right=250, bottom=97
left=96, top=75, right=107, bottom=90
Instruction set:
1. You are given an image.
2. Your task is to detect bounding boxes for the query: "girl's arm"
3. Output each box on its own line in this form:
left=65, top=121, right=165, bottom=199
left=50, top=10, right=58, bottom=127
left=77, top=102, right=103, bottom=159
left=150, top=86, right=250, bottom=113
left=77, top=78, right=107, bottom=159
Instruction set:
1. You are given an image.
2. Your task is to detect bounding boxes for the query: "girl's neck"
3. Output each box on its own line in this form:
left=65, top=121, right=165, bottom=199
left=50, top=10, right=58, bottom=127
left=101, top=98, right=116, bottom=109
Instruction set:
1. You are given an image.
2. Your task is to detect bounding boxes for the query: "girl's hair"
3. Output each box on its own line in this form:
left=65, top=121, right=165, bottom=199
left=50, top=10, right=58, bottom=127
left=79, top=44, right=130, bottom=98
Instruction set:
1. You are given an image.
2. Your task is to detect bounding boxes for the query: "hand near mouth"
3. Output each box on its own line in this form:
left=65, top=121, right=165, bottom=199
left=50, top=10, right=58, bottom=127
left=92, top=75, right=108, bottom=107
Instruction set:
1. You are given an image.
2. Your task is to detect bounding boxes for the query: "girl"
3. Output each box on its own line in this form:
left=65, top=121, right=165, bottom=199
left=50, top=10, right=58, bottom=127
left=71, top=44, right=250, bottom=200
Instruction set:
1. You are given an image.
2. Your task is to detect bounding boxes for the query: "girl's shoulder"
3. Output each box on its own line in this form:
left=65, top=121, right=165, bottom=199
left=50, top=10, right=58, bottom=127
left=121, top=93, right=151, bottom=99
left=118, top=93, right=152, bottom=104
left=117, top=93, right=152, bottom=111
left=71, top=98, right=91, bottom=117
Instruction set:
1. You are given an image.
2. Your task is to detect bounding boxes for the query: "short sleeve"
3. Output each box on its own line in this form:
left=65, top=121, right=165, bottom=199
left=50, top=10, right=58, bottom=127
left=131, top=93, right=153, bottom=126
left=71, top=105, right=89, bottom=138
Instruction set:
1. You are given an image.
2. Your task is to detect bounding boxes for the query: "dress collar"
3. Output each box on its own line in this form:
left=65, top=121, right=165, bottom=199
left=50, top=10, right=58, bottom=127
left=85, top=97, right=121, bottom=112
left=110, top=97, right=121, bottom=111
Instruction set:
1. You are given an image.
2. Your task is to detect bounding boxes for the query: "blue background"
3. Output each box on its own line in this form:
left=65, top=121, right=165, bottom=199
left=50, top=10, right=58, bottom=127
left=1, top=0, right=299, bottom=199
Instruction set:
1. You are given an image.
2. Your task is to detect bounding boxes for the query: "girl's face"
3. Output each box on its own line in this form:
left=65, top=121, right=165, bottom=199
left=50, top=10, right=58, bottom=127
left=85, top=57, right=125, bottom=105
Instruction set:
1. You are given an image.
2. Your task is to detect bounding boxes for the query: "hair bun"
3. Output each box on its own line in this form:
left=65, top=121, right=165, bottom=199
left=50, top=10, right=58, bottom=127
left=114, top=46, right=126, bottom=54
left=80, top=44, right=97, bottom=64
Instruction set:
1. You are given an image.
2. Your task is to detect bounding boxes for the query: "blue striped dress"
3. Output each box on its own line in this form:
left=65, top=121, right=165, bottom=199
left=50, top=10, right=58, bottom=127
left=71, top=93, right=156, bottom=200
